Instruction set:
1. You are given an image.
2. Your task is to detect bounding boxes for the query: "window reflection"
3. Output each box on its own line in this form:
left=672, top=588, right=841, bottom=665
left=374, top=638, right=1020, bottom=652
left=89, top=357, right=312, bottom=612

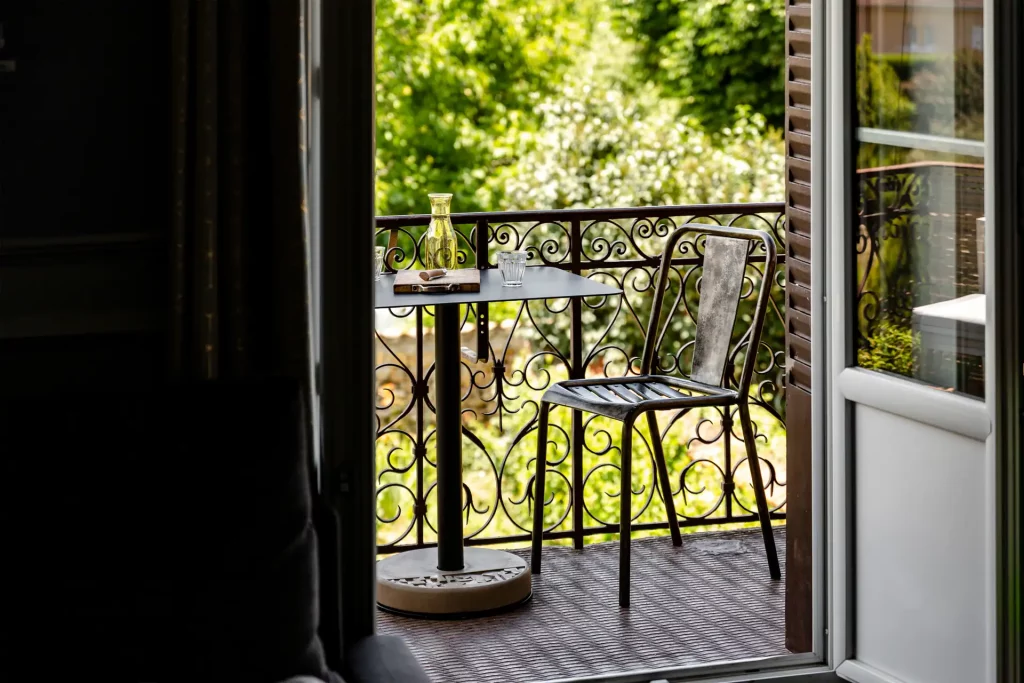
left=854, top=0, right=986, bottom=398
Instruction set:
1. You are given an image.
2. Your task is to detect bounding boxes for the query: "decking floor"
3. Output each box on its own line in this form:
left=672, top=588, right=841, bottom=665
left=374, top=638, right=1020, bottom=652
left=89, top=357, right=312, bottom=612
left=378, top=527, right=789, bottom=683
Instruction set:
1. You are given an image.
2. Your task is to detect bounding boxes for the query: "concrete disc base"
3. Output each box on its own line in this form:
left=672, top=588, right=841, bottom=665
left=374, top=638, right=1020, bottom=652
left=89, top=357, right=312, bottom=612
left=377, top=547, right=532, bottom=618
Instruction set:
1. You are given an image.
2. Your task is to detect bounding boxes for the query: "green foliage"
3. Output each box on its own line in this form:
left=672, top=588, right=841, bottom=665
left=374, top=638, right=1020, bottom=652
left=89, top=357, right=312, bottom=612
left=854, top=34, right=918, bottom=168
left=855, top=34, right=916, bottom=132
left=497, top=81, right=785, bottom=209
left=490, top=20, right=785, bottom=210
left=857, top=320, right=918, bottom=377
left=615, top=0, right=786, bottom=132
left=377, top=0, right=787, bottom=216
left=375, top=0, right=598, bottom=216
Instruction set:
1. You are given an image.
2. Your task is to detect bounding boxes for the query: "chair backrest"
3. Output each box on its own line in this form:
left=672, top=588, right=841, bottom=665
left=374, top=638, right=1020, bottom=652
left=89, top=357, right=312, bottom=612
left=690, top=235, right=751, bottom=386
left=640, top=224, right=777, bottom=394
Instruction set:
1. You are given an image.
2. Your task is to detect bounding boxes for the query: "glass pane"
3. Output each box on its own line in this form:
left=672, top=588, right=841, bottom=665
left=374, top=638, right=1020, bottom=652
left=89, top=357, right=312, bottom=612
left=854, top=0, right=986, bottom=398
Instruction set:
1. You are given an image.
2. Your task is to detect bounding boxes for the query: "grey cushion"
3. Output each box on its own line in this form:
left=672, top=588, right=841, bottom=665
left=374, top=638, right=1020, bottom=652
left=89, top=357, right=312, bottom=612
left=343, top=636, right=432, bottom=683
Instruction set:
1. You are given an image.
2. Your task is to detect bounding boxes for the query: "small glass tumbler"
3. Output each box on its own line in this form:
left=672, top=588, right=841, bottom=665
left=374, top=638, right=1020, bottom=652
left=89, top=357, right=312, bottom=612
left=497, top=250, right=527, bottom=287
left=373, top=246, right=385, bottom=281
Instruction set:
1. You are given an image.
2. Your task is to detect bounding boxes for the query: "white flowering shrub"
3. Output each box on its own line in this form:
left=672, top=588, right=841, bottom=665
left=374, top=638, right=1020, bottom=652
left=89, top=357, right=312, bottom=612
left=488, top=29, right=785, bottom=211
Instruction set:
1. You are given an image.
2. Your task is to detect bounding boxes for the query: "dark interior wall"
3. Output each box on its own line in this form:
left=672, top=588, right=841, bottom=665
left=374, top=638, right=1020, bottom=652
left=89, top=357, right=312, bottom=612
left=1, top=1, right=167, bottom=238
left=0, top=1, right=168, bottom=393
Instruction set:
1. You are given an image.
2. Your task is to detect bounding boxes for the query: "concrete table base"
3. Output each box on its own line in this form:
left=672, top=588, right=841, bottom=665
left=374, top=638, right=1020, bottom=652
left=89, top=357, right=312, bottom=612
left=377, top=547, right=532, bottom=618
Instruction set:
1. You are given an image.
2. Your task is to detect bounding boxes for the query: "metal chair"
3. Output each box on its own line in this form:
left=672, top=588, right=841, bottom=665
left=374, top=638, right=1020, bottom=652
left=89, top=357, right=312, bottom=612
left=530, top=224, right=781, bottom=607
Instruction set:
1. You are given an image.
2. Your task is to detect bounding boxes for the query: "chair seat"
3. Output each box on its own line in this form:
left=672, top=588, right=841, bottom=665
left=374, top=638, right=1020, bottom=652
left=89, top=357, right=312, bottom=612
left=541, top=375, right=739, bottom=421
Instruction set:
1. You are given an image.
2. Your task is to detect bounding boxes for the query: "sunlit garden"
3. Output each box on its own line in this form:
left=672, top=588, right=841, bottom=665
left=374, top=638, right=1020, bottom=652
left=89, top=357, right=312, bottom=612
left=373, top=0, right=795, bottom=549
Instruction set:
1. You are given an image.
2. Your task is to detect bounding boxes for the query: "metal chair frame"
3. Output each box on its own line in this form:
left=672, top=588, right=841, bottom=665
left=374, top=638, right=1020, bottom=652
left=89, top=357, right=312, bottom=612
left=530, top=224, right=781, bottom=607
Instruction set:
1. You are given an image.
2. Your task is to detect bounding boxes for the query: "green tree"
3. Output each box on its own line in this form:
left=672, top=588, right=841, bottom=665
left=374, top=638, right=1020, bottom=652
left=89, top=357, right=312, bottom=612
left=375, top=0, right=599, bottom=216
left=855, top=34, right=918, bottom=168
left=616, top=0, right=786, bottom=132
left=855, top=34, right=916, bottom=131
left=493, top=24, right=785, bottom=210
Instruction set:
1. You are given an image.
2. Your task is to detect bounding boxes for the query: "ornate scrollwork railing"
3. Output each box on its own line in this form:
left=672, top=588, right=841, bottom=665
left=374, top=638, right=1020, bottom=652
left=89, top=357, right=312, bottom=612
left=374, top=203, right=787, bottom=551
left=855, top=161, right=985, bottom=348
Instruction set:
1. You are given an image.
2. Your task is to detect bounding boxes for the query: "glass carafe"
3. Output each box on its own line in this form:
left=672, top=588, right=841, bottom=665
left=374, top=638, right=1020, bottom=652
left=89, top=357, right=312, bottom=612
left=423, top=193, right=458, bottom=271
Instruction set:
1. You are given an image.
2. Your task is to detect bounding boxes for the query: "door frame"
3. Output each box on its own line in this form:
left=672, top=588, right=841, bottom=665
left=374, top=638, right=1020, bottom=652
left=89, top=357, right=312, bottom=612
left=824, top=0, right=853, bottom=670
left=316, top=0, right=842, bottom=680
left=318, top=0, right=379, bottom=650
left=313, top=0, right=1011, bottom=678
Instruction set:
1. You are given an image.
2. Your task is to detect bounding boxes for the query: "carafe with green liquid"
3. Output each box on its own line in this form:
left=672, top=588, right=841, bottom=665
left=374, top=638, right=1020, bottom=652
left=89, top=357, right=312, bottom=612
left=423, top=193, right=458, bottom=271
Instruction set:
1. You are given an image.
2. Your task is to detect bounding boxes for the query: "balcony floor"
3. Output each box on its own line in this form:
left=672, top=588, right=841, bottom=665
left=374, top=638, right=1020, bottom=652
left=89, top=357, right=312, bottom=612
left=378, top=527, right=788, bottom=683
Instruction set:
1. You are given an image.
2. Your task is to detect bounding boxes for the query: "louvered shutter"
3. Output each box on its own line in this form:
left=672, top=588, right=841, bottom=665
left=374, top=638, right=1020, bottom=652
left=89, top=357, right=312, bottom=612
left=784, top=0, right=813, bottom=655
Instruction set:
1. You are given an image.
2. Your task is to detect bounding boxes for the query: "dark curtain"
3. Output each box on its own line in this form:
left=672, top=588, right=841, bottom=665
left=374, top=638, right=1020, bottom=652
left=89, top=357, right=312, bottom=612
left=169, top=0, right=312, bottom=384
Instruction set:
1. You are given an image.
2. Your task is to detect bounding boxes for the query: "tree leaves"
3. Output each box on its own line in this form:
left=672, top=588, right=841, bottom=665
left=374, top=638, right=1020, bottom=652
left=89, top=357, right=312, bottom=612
left=376, top=0, right=598, bottom=215
left=616, top=0, right=786, bottom=132
left=376, top=0, right=785, bottom=216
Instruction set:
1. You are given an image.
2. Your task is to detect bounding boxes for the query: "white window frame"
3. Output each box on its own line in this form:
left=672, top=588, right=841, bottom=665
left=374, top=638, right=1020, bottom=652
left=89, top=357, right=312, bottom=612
left=855, top=128, right=985, bottom=159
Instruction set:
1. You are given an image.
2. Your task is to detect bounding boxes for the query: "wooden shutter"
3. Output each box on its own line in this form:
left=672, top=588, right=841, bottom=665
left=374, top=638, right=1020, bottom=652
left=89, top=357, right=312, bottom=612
left=784, top=0, right=813, bottom=655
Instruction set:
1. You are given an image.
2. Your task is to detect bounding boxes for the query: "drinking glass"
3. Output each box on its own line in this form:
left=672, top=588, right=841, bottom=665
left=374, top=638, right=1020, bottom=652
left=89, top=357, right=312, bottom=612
left=374, top=246, right=385, bottom=281
left=497, top=251, right=527, bottom=287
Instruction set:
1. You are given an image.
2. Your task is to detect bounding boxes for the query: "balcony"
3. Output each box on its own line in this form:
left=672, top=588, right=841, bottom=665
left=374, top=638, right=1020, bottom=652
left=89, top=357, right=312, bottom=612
left=373, top=202, right=789, bottom=681
left=378, top=528, right=787, bottom=682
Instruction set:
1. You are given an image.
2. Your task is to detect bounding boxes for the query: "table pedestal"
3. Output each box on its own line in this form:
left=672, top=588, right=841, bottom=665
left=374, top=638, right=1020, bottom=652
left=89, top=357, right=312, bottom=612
left=376, top=546, right=531, bottom=617
left=376, top=303, right=532, bottom=617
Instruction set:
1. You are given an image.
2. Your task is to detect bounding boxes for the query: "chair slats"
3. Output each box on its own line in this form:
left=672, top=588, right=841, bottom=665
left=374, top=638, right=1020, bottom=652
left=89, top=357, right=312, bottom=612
left=690, top=236, right=749, bottom=387
left=629, top=383, right=662, bottom=401
left=607, top=384, right=641, bottom=403
left=588, top=385, right=627, bottom=403
left=646, top=383, right=677, bottom=398
left=567, top=385, right=593, bottom=399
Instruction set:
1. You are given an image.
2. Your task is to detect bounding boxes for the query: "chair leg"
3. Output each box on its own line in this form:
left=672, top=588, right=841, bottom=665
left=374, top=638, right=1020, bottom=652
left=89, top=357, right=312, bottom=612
left=619, top=417, right=634, bottom=608
left=646, top=411, right=681, bottom=547
left=531, top=401, right=550, bottom=576
left=738, top=403, right=781, bottom=580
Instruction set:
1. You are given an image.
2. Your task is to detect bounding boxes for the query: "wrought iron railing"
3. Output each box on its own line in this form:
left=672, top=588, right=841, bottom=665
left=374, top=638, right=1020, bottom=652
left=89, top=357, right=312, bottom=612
left=855, top=161, right=986, bottom=395
left=856, top=161, right=985, bottom=343
left=374, top=203, right=787, bottom=552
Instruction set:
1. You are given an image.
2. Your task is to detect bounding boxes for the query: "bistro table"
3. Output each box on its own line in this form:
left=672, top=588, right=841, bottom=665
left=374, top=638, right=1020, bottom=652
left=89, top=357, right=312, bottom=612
left=374, top=266, right=621, bottom=617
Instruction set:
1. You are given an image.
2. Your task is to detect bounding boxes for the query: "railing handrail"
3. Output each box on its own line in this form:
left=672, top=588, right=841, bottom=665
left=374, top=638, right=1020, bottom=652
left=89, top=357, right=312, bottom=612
left=375, top=202, right=786, bottom=229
